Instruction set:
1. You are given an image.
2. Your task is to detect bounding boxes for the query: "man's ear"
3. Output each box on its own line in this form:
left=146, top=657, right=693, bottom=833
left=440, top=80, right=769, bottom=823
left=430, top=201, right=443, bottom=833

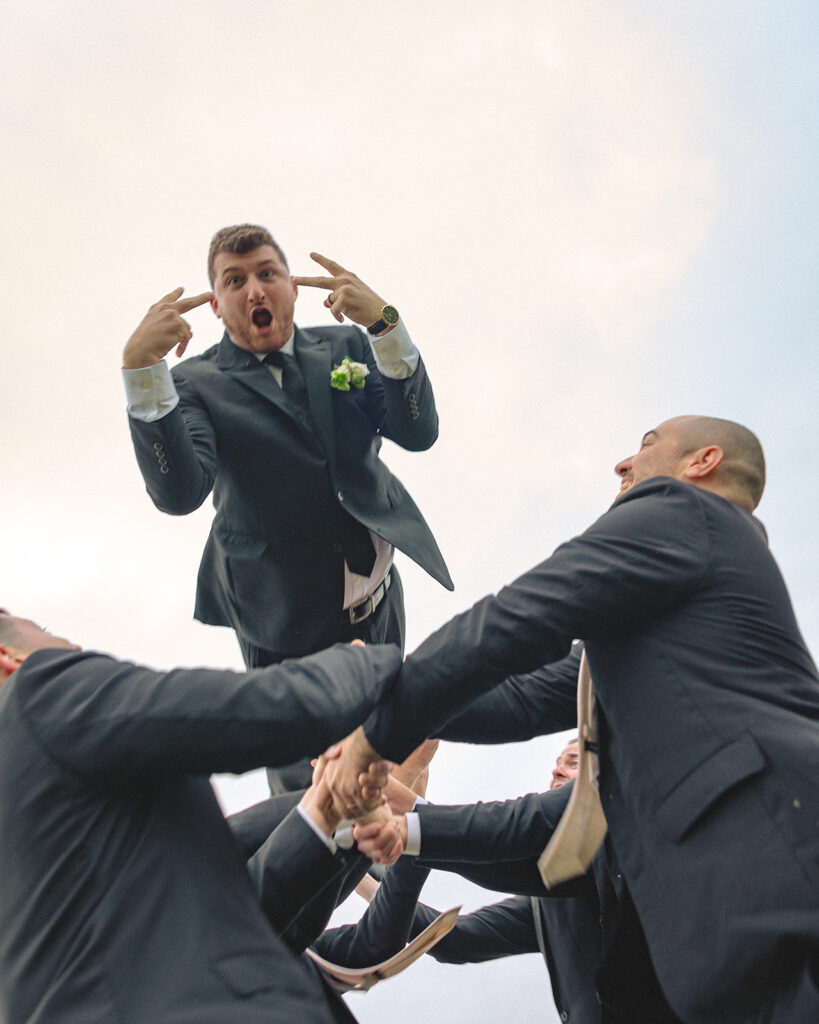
left=290, top=276, right=298, bottom=301
left=210, top=295, right=221, bottom=319
left=682, top=445, right=724, bottom=481
left=0, top=645, right=24, bottom=683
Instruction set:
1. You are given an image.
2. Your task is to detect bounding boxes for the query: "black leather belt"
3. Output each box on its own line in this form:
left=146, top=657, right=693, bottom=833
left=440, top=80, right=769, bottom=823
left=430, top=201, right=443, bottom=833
left=346, top=570, right=392, bottom=625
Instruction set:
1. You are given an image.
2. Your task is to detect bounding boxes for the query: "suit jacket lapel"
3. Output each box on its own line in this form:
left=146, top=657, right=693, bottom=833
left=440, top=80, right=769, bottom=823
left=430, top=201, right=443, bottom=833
left=295, top=327, right=337, bottom=480
left=216, top=332, right=296, bottom=420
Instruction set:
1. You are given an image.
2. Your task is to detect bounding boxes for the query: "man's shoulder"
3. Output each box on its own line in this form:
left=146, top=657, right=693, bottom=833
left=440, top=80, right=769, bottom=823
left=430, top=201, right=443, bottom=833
left=1, top=650, right=118, bottom=747
left=171, top=341, right=222, bottom=382
left=601, top=477, right=749, bottom=530
left=297, top=323, right=367, bottom=353
left=12, top=649, right=117, bottom=692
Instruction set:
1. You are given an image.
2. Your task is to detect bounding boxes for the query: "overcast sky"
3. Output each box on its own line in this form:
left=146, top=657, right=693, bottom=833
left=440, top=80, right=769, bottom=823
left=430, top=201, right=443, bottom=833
left=2, top=2, right=817, bottom=1021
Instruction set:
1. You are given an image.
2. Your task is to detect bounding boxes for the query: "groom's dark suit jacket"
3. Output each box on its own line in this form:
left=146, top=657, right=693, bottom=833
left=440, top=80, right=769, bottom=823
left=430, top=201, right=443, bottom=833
left=0, top=641, right=400, bottom=1023
left=363, top=478, right=819, bottom=1024
left=129, top=324, right=452, bottom=658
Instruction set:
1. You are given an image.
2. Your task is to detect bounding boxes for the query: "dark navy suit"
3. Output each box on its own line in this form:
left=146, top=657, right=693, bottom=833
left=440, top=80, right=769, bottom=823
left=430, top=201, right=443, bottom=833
left=318, top=851, right=603, bottom=1024
left=0, top=642, right=400, bottom=1023
left=128, top=325, right=452, bottom=660
left=362, top=479, right=819, bottom=1024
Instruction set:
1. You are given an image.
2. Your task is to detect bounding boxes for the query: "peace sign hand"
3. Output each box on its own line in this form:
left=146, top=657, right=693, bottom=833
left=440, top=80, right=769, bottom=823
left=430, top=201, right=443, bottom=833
left=123, top=287, right=213, bottom=369
left=293, top=253, right=386, bottom=329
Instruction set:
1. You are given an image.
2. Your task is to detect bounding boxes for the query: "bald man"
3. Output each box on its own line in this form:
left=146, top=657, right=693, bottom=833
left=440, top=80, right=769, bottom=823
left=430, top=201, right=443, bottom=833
left=327, top=415, right=819, bottom=1024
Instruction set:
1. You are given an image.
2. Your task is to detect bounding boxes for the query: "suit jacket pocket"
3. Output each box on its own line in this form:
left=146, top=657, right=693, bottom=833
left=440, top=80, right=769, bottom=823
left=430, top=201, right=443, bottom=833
left=213, top=525, right=268, bottom=559
left=210, top=951, right=279, bottom=997
left=656, top=731, right=765, bottom=843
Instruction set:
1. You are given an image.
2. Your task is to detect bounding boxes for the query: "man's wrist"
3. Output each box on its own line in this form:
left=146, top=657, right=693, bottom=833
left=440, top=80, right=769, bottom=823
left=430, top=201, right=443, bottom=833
left=300, top=784, right=342, bottom=837
left=367, top=304, right=400, bottom=337
left=123, top=361, right=179, bottom=423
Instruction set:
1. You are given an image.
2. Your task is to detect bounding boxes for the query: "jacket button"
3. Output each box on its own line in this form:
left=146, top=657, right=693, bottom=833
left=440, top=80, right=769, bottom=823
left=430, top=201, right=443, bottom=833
left=560, top=1013, right=569, bottom=1021
left=332, top=542, right=343, bottom=554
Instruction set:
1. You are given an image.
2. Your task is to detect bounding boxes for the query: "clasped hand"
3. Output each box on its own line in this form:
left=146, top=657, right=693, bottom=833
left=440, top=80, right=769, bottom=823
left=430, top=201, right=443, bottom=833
left=301, top=728, right=404, bottom=864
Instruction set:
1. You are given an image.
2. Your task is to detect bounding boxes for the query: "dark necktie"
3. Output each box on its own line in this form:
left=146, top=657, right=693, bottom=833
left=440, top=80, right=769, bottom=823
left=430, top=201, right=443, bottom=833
left=263, top=350, right=375, bottom=577
left=264, top=350, right=312, bottom=424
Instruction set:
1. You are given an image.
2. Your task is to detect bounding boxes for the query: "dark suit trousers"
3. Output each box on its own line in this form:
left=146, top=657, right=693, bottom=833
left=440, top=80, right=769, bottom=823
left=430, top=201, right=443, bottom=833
left=240, top=568, right=405, bottom=794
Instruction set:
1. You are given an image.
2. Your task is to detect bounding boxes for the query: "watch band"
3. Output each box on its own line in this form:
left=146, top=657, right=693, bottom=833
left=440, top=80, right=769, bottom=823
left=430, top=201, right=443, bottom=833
left=367, top=304, right=400, bottom=336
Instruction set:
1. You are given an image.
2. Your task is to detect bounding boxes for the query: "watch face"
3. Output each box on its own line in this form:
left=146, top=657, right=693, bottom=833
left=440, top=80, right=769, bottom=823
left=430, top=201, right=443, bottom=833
left=382, top=305, right=399, bottom=326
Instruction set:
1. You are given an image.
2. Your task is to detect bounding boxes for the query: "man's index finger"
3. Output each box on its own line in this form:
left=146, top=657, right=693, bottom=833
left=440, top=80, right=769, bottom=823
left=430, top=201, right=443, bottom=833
left=173, top=291, right=214, bottom=313
left=291, top=275, right=335, bottom=290
left=310, top=252, right=346, bottom=276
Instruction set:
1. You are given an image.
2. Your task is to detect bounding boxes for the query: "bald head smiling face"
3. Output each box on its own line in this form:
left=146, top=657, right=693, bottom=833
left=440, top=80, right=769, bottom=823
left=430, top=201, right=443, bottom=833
left=614, top=415, right=766, bottom=512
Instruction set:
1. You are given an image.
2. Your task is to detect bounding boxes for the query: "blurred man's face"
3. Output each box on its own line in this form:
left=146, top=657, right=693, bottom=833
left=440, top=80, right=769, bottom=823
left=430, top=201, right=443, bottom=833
left=550, top=741, right=579, bottom=790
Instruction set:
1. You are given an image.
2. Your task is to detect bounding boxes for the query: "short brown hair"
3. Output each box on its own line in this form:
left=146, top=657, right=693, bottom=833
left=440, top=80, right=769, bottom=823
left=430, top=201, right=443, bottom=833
left=207, top=224, right=288, bottom=285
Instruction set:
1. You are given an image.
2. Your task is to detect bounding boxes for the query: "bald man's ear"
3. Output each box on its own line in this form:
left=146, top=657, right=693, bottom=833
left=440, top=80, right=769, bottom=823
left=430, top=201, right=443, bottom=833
left=681, top=445, right=724, bottom=481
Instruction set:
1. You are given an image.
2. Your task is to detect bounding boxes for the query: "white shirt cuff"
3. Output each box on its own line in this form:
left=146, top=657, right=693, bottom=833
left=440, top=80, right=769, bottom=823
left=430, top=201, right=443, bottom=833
left=296, top=803, right=338, bottom=854
left=405, top=812, right=422, bottom=856
left=334, top=819, right=354, bottom=850
left=123, top=361, right=179, bottom=422
left=368, top=320, right=420, bottom=379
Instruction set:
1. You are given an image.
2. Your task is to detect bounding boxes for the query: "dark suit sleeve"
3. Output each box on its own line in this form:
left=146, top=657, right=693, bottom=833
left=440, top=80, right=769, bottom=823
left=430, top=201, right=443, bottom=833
left=229, top=796, right=374, bottom=953
left=438, top=647, right=581, bottom=744
left=128, top=368, right=218, bottom=516
left=243, top=806, right=346, bottom=938
left=227, top=793, right=305, bottom=857
left=313, top=859, right=432, bottom=967
left=410, top=896, right=539, bottom=964
left=353, top=325, right=439, bottom=452
left=364, top=479, right=709, bottom=761
left=18, top=642, right=401, bottom=784
left=412, top=785, right=594, bottom=898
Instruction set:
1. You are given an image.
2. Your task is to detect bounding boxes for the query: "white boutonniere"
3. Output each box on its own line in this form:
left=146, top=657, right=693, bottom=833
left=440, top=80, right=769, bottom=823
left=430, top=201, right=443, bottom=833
left=330, top=357, right=370, bottom=392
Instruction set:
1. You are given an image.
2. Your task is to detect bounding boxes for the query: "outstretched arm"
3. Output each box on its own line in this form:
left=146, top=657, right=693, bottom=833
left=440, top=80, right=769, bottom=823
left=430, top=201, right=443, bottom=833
left=312, top=858, right=432, bottom=967
left=21, top=642, right=401, bottom=783
left=437, top=648, right=581, bottom=744
left=409, top=895, right=539, bottom=964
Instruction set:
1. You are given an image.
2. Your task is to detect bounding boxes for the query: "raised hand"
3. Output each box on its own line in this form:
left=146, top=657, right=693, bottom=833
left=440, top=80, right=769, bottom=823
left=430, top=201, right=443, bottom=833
left=123, top=287, right=213, bottom=369
left=292, top=253, right=387, bottom=328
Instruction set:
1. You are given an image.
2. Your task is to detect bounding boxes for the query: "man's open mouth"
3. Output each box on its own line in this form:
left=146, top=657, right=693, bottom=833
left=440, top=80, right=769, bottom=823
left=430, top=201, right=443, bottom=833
left=252, top=308, right=273, bottom=328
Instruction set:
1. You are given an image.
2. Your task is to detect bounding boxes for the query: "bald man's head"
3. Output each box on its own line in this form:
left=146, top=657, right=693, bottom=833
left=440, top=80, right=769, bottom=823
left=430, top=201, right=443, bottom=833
left=615, top=415, right=765, bottom=511
left=672, top=416, right=765, bottom=509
